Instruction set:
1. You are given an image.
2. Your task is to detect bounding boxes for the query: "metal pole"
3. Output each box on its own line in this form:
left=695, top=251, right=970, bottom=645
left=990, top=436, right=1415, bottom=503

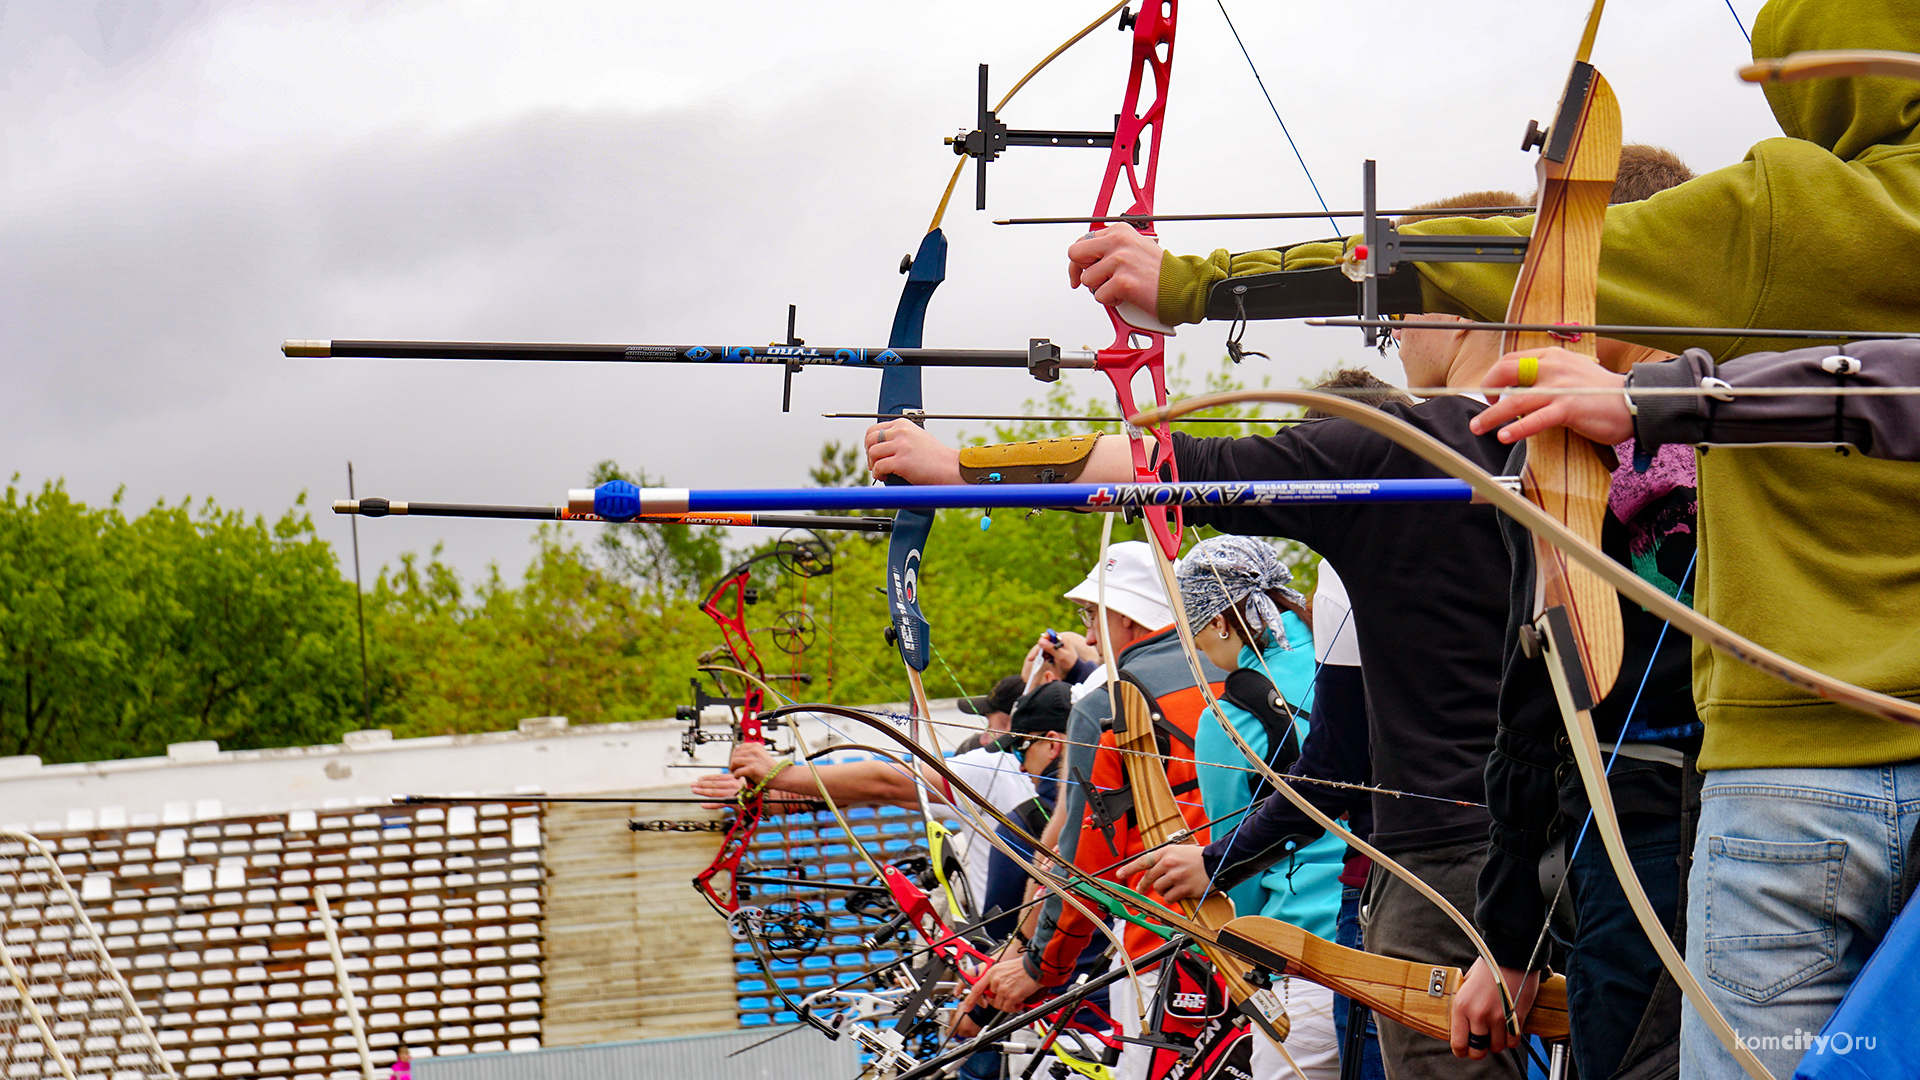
left=9, top=829, right=178, bottom=1078
left=314, top=890, right=376, bottom=1080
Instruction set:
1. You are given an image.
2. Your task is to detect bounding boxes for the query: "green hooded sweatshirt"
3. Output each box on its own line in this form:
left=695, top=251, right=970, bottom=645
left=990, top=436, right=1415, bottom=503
left=1159, top=0, right=1920, bottom=770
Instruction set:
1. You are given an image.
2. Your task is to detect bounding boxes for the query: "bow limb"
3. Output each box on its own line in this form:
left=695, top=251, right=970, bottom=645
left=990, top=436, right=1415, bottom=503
left=1503, top=0, right=1624, bottom=705
left=1139, top=538, right=1523, bottom=1036
left=1215, top=915, right=1570, bottom=1043
left=1740, top=49, right=1920, bottom=84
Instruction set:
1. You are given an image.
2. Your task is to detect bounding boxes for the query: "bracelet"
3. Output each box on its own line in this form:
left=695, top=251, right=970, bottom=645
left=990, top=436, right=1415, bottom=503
left=743, top=759, right=792, bottom=803
left=1622, top=369, right=1639, bottom=417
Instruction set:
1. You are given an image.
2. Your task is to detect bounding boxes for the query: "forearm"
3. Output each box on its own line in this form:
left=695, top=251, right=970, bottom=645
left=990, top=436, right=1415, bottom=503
left=1631, top=341, right=1920, bottom=460
left=768, top=758, right=925, bottom=810
left=1203, top=665, right=1368, bottom=888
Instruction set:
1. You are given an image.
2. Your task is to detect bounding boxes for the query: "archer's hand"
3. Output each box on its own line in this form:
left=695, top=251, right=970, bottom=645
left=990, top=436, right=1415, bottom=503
left=865, top=419, right=963, bottom=486
left=728, top=741, right=780, bottom=787
left=981, top=949, right=1042, bottom=1012
left=1028, top=630, right=1094, bottom=683
left=689, top=772, right=746, bottom=809
left=1121, top=844, right=1209, bottom=902
left=1068, top=223, right=1164, bottom=316
left=1449, top=958, right=1541, bottom=1060
left=1473, top=347, right=1633, bottom=446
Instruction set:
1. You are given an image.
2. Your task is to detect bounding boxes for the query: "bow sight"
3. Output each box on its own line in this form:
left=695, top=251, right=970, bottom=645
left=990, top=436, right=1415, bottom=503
left=675, top=532, right=833, bottom=759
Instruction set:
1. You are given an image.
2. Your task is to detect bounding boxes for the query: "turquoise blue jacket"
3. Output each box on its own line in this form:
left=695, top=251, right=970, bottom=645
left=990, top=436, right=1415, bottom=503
left=1193, top=611, right=1345, bottom=939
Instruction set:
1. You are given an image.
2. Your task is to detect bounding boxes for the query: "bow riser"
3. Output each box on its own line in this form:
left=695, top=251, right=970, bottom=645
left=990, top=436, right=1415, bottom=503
left=1092, top=0, right=1184, bottom=559
left=1507, top=63, right=1624, bottom=703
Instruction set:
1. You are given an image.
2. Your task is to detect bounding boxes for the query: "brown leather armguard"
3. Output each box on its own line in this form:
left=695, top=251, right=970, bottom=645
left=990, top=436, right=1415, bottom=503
left=958, top=435, right=1100, bottom=484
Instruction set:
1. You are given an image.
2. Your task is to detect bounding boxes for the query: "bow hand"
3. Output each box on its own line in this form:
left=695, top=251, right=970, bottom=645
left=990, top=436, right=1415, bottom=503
left=1473, top=347, right=1632, bottom=446
left=1068, top=222, right=1167, bottom=320
left=864, top=419, right=963, bottom=485
left=727, top=740, right=781, bottom=786
left=1450, top=958, right=1541, bottom=1060
left=1120, top=843, right=1210, bottom=902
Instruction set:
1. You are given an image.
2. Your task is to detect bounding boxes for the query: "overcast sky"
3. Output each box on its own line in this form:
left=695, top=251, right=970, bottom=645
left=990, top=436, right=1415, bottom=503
left=4, top=0, right=1776, bottom=586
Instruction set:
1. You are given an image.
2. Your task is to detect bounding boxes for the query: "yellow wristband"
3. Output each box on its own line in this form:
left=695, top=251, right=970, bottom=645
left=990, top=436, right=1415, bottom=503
left=745, top=759, right=791, bottom=802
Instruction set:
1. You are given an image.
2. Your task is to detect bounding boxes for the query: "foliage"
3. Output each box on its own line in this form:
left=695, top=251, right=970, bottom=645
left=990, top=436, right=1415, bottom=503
left=0, top=478, right=362, bottom=763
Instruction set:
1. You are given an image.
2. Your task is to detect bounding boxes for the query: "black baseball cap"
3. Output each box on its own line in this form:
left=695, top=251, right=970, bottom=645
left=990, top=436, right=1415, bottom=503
left=959, top=674, right=1025, bottom=718
left=1009, top=681, right=1073, bottom=736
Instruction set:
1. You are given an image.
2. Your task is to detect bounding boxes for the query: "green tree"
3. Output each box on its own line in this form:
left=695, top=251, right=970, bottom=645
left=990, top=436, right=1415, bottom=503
left=0, top=480, right=362, bottom=763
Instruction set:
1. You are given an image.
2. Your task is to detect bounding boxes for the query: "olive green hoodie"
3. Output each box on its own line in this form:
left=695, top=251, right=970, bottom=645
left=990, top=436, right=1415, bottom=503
left=1160, top=0, right=1920, bottom=769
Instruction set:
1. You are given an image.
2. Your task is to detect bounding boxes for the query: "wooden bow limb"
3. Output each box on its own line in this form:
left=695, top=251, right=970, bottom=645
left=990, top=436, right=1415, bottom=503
left=1216, top=915, right=1568, bottom=1043
left=1741, top=49, right=1920, bottom=84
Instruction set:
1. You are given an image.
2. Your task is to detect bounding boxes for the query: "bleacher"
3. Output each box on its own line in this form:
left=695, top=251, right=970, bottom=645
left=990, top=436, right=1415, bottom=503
left=0, top=801, right=544, bottom=1078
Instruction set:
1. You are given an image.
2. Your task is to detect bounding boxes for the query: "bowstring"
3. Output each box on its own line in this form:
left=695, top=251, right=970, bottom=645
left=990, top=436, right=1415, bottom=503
left=1214, top=0, right=1339, bottom=236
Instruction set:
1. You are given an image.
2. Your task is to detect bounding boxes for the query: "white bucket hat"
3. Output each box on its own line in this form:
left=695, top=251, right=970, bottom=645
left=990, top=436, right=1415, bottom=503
left=1062, top=541, right=1175, bottom=631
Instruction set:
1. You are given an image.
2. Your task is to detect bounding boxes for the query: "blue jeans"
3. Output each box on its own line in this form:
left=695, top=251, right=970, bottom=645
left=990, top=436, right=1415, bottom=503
left=1680, top=764, right=1920, bottom=1080
left=1333, top=885, right=1386, bottom=1080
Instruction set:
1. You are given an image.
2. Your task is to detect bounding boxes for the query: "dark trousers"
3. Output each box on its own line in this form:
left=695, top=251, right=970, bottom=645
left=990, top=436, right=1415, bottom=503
left=1556, top=815, right=1682, bottom=1080
left=1361, top=839, right=1527, bottom=1080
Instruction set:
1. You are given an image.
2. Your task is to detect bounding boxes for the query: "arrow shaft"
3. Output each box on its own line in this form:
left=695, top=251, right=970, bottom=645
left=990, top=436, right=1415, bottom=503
left=574, top=478, right=1497, bottom=516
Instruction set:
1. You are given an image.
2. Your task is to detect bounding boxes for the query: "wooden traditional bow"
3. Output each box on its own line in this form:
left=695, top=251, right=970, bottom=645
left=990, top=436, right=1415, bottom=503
left=1217, top=915, right=1569, bottom=1043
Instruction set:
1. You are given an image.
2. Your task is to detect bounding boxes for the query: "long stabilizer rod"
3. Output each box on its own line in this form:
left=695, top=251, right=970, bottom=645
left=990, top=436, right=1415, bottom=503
left=570, top=477, right=1507, bottom=518
left=334, top=497, right=892, bottom=532
left=284, top=338, right=1094, bottom=374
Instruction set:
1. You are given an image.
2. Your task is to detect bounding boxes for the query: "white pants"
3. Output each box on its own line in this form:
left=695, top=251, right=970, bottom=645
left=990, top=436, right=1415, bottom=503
left=1110, top=961, right=1163, bottom=1080
left=1250, top=977, right=1340, bottom=1080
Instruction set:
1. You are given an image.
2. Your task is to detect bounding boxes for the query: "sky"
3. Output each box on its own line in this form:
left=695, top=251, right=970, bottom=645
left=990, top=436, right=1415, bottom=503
left=3, top=0, right=1777, bottom=586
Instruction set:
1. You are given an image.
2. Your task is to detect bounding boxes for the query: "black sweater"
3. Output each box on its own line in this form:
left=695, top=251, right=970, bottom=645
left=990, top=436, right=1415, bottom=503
left=1175, top=395, right=1511, bottom=854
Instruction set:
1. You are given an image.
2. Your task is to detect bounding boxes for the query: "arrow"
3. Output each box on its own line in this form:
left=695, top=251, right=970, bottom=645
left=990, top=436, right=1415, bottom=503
left=567, top=477, right=1505, bottom=517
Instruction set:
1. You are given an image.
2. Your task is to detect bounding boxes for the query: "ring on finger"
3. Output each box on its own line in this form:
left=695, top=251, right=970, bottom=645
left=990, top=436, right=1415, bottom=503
left=1515, top=355, right=1539, bottom=388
